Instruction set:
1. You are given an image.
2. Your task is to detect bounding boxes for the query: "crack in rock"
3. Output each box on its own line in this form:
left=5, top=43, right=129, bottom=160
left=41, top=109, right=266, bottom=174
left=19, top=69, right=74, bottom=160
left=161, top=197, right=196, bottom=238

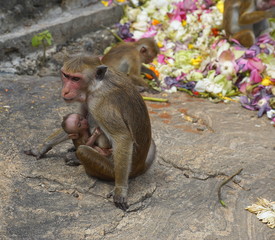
left=159, top=156, right=226, bottom=180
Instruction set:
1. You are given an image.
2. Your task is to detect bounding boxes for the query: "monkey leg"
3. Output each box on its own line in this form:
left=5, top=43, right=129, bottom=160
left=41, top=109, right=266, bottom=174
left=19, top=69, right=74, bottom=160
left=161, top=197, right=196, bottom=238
left=232, top=30, right=255, bottom=48
left=76, top=145, right=115, bottom=181
left=25, top=128, right=70, bottom=159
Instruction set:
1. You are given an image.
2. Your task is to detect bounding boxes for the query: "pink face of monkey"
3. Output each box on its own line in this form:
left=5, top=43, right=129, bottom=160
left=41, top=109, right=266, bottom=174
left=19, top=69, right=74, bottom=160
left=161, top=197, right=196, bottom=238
left=256, top=0, right=275, bottom=10
left=61, top=69, right=87, bottom=103
left=64, top=114, right=89, bottom=134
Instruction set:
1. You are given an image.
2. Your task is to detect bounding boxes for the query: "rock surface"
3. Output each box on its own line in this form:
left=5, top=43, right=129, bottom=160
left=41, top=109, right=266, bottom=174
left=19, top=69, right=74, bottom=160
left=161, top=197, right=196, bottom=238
left=0, top=74, right=274, bottom=240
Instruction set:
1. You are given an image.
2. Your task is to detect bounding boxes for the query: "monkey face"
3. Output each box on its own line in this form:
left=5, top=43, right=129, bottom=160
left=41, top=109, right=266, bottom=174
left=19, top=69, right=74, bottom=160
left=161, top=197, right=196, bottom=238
left=61, top=69, right=87, bottom=102
left=66, top=114, right=89, bottom=133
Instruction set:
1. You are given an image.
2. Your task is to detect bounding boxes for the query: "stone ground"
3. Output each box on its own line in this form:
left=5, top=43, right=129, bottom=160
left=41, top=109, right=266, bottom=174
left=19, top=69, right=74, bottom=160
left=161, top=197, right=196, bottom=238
left=0, top=74, right=274, bottom=240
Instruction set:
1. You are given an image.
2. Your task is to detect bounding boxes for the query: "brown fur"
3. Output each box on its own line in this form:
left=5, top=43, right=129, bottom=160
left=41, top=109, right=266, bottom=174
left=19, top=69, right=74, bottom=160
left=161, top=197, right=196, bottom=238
left=101, top=38, right=160, bottom=90
left=223, top=0, right=275, bottom=47
left=61, top=55, right=156, bottom=210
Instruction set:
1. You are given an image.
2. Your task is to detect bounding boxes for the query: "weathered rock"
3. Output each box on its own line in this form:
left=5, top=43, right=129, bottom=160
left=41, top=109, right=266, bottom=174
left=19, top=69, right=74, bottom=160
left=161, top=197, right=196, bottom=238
left=0, top=74, right=274, bottom=239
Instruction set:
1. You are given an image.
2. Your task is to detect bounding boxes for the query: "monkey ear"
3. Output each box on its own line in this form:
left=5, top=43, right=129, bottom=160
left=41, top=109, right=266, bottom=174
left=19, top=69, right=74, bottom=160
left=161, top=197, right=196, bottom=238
left=140, top=46, right=147, bottom=54
left=68, top=133, right=79, bottom=140
left=96, top=65, right=108, bottom=81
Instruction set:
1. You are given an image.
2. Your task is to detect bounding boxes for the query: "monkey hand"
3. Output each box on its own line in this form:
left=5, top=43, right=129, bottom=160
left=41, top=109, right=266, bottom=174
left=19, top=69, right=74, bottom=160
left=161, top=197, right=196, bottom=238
left=107, top=187, right=129, bottom=211
left=24, top=144, right=52, bottom=159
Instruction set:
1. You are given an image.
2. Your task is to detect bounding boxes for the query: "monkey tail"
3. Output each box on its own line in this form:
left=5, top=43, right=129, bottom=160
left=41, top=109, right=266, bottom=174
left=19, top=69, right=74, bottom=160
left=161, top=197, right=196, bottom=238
left=145, top=139, right=156, bottom=171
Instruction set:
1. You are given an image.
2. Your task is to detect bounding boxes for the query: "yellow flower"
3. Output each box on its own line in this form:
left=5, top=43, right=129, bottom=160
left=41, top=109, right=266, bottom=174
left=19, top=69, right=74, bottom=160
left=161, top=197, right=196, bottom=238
left=188, top=44, right=194, bottom=49
left=101, top=0, right=109, bottom=7
left=190, top=56, right=202, bottom=67
left=117, top=0, right=126, bottom=2
left=216, top=0, right=224, bottom=13
left=157, top=42, right=164, bottom=48
left=182, top=20, right=187, bottom=26
left=261, top=76, right=275, bottom=86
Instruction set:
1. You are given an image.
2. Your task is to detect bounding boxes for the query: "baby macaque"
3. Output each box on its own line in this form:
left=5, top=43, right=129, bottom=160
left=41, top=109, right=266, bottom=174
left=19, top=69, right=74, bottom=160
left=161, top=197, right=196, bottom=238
left=61, top=113, right=112, bottom=157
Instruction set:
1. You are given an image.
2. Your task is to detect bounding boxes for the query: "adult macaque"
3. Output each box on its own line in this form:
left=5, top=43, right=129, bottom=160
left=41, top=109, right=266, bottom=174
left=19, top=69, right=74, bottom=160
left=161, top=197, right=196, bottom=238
left=61, top=113, right=112, bottom=157
left=223, top=0, right=275, bottom=47
left=101, top=37, right=160, bottom=91
left=25, top=38, right=159, bottom=158
left=60, top=55, right=156, bottom=210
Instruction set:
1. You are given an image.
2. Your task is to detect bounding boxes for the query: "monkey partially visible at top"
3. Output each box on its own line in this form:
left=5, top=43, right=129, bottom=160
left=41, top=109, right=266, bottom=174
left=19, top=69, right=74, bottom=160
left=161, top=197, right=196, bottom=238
left=223, top=0, right=275, bottom=48
left=101, top=37, right=160, bottom=92
left=59, top=55, right=156, bottom=210
left=61, top=113, right=112, bottom=157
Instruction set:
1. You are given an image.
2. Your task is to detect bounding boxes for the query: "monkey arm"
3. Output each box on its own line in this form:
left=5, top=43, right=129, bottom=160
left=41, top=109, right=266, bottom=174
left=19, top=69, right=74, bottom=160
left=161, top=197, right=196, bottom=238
left=141, top=65, right=160, bottom=86
left=86, top=127, right=101, bottom=147
left=25, top=128, right=69, bottom=159
left=239, top=10, right=273, bottom=25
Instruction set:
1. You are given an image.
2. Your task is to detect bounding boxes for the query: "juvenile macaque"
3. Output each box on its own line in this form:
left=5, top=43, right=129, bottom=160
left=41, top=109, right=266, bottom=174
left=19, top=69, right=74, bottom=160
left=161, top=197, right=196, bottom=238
left=60, top=55, right=156, bottom=210
left=223, top=0, right=275, bottom=47
left=101, top=38, right=160, bottom=91
left=61, top=113, right=112, bottom=157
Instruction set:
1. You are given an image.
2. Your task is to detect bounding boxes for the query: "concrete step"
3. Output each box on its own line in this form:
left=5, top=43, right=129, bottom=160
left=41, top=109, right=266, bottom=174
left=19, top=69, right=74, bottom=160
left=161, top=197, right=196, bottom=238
left=0, top=2, right=123, bottom=61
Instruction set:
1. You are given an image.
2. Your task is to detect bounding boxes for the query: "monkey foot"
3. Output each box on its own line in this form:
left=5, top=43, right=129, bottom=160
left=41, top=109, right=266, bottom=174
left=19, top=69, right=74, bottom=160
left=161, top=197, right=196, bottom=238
left=107, top=190, right=129, bottom=211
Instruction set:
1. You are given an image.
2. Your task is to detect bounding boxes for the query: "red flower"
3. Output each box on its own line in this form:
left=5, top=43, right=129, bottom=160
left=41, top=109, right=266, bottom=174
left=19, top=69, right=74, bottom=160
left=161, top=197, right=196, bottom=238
left=211, top=28, right=220, bottom=37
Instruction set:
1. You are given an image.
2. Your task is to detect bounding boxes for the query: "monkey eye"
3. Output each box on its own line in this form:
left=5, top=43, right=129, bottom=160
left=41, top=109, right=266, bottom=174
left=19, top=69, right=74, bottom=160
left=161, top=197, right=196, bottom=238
left=71, top=77, right=80, bottom=82
left=62, top=72, right=70, bottom=79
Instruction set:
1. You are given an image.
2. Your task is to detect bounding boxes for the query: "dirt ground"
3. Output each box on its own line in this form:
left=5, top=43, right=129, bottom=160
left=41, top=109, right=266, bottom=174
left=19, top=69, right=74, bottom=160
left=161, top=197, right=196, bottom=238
left=0, top=74, right=274, bottom=240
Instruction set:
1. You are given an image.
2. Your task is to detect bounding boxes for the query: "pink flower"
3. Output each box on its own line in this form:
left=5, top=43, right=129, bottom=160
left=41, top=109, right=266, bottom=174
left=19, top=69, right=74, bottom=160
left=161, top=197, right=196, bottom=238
left=158, top=54, right=167, bottom=64
left=238, top=57, right=265, bottom=73
left=250, top=69, right=262, bottom=84
left=167, top=0, right=198, bottom=21
left=141, top=26, right=158, bottom=38
left=176, top=0, right=198, bottom=12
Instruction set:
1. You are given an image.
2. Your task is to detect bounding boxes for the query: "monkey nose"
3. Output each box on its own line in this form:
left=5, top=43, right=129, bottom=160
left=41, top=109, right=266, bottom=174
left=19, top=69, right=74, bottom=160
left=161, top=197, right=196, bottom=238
left=63, top=97, right=73, bottom=102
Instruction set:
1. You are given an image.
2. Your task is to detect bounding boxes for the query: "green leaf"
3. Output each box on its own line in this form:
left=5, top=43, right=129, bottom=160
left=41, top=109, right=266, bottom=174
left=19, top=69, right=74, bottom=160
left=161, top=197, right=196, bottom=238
left=31, top=30, right=53, bottom=48
left=31, top=35, right=41, bottom=47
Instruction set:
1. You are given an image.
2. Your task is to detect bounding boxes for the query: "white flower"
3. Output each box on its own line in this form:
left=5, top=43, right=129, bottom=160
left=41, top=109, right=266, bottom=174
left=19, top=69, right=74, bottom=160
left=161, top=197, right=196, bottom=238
left=220, top=61, right=235, bottom=76
left=165, top=86, right=177, bottom=93
left=132, top=21, right=149, bottom=31
left=169, top=20, right=183, bottom=31
left=149, top=0, right=169, bottom=9
left=136, top=11, right=150, bottom=22
left=131, top=0, right=139, bottom=6
left=266, top=64, right=275, bottom=78
left=127, top=8, right=141, bottom=22
left=133, top=30, right=145, bottom=39
left=267, top=109, right=275, bottom=119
